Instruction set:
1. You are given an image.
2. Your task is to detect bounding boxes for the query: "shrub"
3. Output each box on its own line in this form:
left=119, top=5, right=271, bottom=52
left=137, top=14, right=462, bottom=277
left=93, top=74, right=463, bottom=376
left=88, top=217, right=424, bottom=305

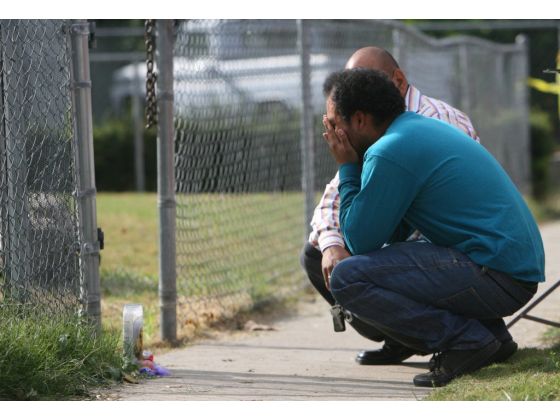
left=530, top=109, right=555, bottom=200
left=93, top=115, right=157, bottom=191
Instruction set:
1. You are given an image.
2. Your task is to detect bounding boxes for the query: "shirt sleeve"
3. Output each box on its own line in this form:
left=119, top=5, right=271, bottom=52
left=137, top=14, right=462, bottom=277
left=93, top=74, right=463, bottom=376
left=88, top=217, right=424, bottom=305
left=308, top=172, right=346, bottom=252
left=448, top=108, right=480, bottom=143
left=456, top=111, right=481, bottom=143
left=338, top=156, right=419, bottom=255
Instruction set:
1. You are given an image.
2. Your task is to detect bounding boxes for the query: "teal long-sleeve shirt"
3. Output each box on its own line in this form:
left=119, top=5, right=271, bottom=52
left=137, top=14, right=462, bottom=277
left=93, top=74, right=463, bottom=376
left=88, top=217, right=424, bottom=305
left=338, top=111, right=545, bottom=283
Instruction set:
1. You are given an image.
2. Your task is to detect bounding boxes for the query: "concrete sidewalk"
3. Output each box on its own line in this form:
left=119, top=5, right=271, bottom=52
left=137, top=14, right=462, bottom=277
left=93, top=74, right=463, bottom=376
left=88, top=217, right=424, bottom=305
left=112, top=221, right=560, bottom=401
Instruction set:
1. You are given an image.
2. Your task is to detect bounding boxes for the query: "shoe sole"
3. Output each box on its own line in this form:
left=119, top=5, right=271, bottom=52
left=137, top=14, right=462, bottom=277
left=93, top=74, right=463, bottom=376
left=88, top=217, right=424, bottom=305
left=413, top=340, right=501, bottom=387
left=355, top=350, right=416, bottom=365
left=355, top=355, right=414, bottom=365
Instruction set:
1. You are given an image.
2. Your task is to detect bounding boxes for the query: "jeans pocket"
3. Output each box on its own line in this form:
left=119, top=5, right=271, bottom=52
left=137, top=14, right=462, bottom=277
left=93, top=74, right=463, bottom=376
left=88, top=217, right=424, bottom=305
left=437, top=287, right=499, bottom=319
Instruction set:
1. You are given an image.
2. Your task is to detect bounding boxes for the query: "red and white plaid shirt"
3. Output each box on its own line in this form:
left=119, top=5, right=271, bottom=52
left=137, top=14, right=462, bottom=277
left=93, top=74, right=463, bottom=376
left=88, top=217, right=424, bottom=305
left=309, top=84, right=480, bottom=252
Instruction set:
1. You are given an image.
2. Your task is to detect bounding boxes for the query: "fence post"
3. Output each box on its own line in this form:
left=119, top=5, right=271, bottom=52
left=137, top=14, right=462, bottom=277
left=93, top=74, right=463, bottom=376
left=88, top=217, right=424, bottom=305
left=458, top=44, right=471, bottom=118
left=132, top=64, right=145, bottom=191
left=156, top=20, right=177, bottom=343
left=70, top=20, right=101, bottom=329
left=516, top=34, right=531, bottom=196
left=297, top=19, right=315, bottom=241
left=392, top=27, right=401, bottom=64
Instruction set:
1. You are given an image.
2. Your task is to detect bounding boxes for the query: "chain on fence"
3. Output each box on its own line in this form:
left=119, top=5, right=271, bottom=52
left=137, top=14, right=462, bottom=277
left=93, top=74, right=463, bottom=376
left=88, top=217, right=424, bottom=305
left=0, top=20, right=83, bottom=316
left=167, top=19, right=529, bottom=330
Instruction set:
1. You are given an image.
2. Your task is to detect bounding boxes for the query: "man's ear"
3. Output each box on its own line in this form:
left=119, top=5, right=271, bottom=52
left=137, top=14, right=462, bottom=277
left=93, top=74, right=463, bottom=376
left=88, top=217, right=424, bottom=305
left=392, top=68, right=408, bottom=97
left=350, top=111, right=366, bottom=130
left=352, top=111, right=370, bottom=130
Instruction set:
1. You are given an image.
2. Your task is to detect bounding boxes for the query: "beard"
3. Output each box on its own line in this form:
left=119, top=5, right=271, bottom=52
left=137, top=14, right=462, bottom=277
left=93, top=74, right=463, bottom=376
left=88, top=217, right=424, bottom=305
left=354, top=136, right=374, bottom=162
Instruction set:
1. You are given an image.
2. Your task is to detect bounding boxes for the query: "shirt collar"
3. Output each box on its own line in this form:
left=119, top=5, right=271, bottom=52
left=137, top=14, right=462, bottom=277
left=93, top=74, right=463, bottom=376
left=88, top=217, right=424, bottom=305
left=404, top=84, right=421, bottom=113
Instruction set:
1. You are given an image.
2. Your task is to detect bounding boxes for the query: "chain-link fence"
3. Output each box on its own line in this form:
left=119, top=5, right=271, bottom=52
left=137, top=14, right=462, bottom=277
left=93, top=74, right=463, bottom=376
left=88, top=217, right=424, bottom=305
left=172, top=20, right=305, bottom=329
left=394, top=27, right=530, bottom=192
left=305, top=20, right=530, bottom=193
left=158, top=19, right=530, bottom=334
left=0, top=20, right=100, bottom=321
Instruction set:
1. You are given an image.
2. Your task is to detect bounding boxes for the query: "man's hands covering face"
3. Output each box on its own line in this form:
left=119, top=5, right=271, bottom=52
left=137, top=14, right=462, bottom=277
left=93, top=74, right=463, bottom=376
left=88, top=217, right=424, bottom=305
left=322, top=115, right=359, bottom=165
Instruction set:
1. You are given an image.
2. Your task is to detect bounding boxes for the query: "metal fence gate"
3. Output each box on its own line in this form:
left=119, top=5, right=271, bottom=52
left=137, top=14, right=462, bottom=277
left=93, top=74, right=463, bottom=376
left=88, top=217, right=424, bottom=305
left=0, top=20, right=100, bottom=325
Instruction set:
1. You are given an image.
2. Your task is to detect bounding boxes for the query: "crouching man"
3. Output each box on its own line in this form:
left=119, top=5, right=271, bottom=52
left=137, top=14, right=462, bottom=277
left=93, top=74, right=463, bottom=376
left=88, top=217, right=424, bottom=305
left=321, top=68, right=544, bottom=387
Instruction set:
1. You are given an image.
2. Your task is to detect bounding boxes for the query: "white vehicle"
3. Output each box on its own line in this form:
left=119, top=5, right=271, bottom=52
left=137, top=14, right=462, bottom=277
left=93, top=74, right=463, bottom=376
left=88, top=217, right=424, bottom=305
left=111, top=54, right=343, bottom=116
left=110, top=20, right=347, bottom=115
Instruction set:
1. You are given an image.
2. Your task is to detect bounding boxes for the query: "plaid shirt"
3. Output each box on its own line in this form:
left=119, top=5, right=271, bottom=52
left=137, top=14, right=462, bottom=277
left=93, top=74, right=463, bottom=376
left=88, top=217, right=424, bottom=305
left=309, top=84, right=480, bottom=252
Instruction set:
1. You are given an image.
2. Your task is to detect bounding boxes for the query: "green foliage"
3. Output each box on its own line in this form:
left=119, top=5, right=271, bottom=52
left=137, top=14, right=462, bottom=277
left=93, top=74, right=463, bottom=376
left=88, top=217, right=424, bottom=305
left=525, top=190, right=560, bottom=222
left=0, top=306, right=128, bottom=400
left=92, top=20, right=145, bottom=52
left=93, top=115, right=157, bottom=191
left=530, top=109, right=555, bottom=200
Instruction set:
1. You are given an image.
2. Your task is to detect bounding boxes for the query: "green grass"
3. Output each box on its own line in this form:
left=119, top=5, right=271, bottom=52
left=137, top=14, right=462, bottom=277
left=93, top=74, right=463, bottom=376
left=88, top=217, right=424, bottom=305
left=543, top=326, right=560, bottom=345
left=427, top=342, right=560, bottom=400
left=0, top=306, right=129, bottom=400
left=97, top=193, right=159, bottom=277
left=97, top=193, right=163, bottom=345
left=99, top=269, right=161, bottom=347
left=97, top=192, right=306, bottom=347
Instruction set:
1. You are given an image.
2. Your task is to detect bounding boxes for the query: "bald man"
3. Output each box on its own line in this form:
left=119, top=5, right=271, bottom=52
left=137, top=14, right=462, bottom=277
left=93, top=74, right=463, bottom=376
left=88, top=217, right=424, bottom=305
left=300, top=47, right=521, bottom=367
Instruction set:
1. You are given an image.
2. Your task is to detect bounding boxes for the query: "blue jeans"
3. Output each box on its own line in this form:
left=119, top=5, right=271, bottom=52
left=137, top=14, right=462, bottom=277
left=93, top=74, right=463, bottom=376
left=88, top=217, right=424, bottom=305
left=329, top=241, right=537, bottom=353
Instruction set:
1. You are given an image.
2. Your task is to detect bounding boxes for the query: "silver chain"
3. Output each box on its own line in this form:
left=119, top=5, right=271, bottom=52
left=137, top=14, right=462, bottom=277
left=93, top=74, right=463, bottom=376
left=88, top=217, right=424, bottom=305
left=145, top=19, right=157, bottom=128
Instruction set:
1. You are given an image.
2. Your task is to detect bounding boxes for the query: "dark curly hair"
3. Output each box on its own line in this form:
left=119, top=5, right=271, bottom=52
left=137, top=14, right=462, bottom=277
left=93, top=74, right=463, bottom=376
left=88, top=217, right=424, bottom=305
left=323, top=68, right=405, bottom=127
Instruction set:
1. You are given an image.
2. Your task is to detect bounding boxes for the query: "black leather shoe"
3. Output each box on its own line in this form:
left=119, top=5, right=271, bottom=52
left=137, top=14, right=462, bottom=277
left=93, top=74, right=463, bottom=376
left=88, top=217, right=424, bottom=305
left=413, top=340, right=500, bottom=387
left=491, top=339, right=517, bottom=364
left=356, top=342, right=418, bottom=365
left=427, top=339, right=518, bottom=371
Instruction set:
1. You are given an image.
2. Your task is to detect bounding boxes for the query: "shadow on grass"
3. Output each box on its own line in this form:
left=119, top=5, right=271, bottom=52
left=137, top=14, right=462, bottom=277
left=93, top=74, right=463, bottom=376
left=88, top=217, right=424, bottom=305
left=100, top=269, right=157, bottom=298
left=472, top=344, right=560, bottom=381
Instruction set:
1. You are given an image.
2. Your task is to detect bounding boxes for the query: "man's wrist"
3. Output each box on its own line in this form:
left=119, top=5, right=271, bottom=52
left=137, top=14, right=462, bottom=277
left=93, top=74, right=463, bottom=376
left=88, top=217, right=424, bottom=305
left=318, top=234, right=346, bottom=253
left=323, top=244, right=346, bottom=254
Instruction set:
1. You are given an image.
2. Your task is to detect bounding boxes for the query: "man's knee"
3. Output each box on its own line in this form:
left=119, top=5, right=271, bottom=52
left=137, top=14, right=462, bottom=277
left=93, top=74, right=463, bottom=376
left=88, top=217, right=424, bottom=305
left=329, top=257, right=361, bottom=303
